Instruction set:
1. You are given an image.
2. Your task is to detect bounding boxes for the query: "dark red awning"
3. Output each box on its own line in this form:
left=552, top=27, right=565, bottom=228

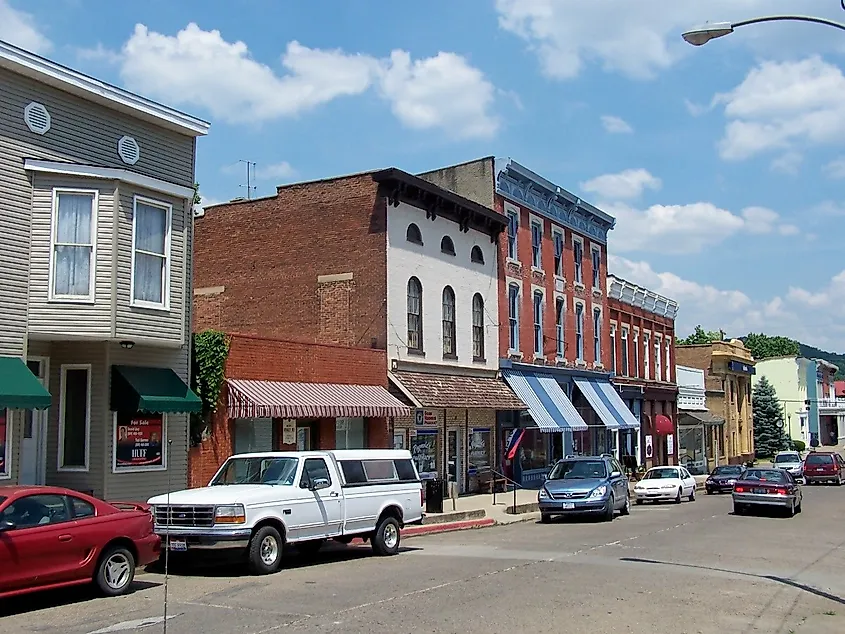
left=654, top=414, right=674, bottom=436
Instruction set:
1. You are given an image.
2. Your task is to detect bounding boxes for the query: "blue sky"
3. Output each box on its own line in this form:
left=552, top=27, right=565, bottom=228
left=4, top=0, right=845, bottom=350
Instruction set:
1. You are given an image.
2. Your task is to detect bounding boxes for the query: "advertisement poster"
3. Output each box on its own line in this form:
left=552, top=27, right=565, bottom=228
left=645, top=434, right=654, bottom=460
left=667, top=434, right=675, bottom=456
left=0, top=410, right=7, bottom=475
left=282, top=419, right=296, bottom=445
left=115, top=414, right=164, bottom=470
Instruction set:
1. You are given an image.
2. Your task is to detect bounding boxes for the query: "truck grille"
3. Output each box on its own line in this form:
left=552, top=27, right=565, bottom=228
left=154, top=505, right=215, bottom=528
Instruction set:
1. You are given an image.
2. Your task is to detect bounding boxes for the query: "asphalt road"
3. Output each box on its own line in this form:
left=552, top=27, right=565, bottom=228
left=4, top=486, right=845, bottom=634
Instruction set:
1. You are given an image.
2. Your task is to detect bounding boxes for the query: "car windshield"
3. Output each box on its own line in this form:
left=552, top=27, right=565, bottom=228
left=548, top=460, right=607, bottom=480
left=211, top=457, right=299, bottom=485
left=643, top=468, right=679, bottom=480
left=775, top=454, right=799, bottom=463
left=712, top=466, right=742, bottom=476
left=744, top=469, right=787, bottom=483
left=805, top=454, right=834, bottom=465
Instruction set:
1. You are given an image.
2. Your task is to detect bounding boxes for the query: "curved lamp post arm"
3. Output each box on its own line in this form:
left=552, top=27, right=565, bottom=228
left=683, top=15, right=845, bottom=46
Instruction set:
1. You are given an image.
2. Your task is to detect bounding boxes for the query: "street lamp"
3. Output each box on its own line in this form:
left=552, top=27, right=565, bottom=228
left=682, top=15, right=845, bottom=46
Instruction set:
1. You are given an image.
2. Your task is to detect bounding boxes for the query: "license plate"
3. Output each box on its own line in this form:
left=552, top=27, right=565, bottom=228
left=561, top=502, right=575, bottom=510
left=753, top=488, right=767, bottom=494
left=168, top=540, right=187, bottom=551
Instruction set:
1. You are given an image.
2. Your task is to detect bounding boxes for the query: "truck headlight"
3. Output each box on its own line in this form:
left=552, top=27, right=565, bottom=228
left=214, top=504, right=246, bottom=524
left=588, top=485, right=607, bottom=499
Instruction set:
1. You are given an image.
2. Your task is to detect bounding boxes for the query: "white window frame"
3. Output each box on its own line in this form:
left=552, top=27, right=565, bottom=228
left=48, top=188, right=98, bottom=303
left=0, top=409, right=11, bottom=480
left=633, top=328, right=640, bottom=378
left=530, top=214, right=543, bottom=270
left=643, top=330, right=651, bottom=380
left=504, top=202, right=519, bottom=262
left=620, top=326, right=630, bottom=376
left=655, top=334, right=663, bottom=382
left=609, top=322, right=617, bottom=375
left=58, top=364, right=92, bottom=472
left=575, top=301, right=585, bottom=361
left=591, top=245, right=601, bottom=288
left=665, top=339, right=672, bottom=382
left=592, top=306, right=602, bottom=364
left=532, top=287, right=544, bottom=358
left=130, top=195, right=172, bottom=311
left=552, top=229, right=564, bottom=277
left=111, top=413, right=168, bottom=473
left=573, top=236, right=584, bottom=285
left=555, top=295, right=566, bottom=360
left=507, top=280, right=521, bottom=354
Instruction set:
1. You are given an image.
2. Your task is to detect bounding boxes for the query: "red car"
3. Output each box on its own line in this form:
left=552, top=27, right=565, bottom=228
left=0, top=486, right=160, bottom=599
left=803, top=452, right=845, bottom=485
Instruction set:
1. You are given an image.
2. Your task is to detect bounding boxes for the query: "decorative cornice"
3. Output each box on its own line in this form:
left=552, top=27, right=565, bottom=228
left=607, top=274, right=679, bottom=319
left=496, top=160, right=615, bottom=245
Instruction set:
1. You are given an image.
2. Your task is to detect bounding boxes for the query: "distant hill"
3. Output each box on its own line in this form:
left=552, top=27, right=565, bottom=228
left=798, top=343, right=845, bottom=380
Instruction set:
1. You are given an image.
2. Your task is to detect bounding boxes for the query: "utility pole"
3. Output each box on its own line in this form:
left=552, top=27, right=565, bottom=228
left=239, top=160, right=257, bottom=199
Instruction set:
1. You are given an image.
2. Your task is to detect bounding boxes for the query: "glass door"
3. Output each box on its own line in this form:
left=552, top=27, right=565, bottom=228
left=447, top=429, right=463, bottom=493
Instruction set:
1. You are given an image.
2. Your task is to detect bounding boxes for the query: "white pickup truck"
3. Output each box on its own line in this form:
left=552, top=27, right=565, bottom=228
left=147, top=449, right=424, bottom=574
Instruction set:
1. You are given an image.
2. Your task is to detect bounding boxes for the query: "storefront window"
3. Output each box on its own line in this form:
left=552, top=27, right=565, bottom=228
left=0, top=409, right=8, bottom=478
left=234, top=418, right=273, bottom=455
left=393, top=430, right=406, bottom=450
left=411, top=431, right=438, bottom=477
left=336, top=417, right=366, bottom=449
left=518, top=429, right=547, bottom=472
left=468, top=428, right=492, bottom=472
left=679, top=426, right=705, bottom=474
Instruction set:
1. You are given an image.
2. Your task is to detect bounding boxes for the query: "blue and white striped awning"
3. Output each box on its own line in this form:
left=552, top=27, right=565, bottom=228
left=573, top=378, right=640, bottom=430
left=501, top=370, right=588, bottom=432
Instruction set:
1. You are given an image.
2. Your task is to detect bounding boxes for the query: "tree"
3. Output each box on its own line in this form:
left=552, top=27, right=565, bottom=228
left=742, top=332, right=800, bottom=361
left=676, top=325, right=723, bottom=346
left=752, top=376, right=791, bottom=457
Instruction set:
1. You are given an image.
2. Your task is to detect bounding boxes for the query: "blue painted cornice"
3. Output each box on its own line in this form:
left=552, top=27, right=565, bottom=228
left=496, top=160, right=616, bottom=244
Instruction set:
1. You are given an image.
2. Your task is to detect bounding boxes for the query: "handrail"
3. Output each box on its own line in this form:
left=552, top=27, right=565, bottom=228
left=478, top=466, right=522, bottom=509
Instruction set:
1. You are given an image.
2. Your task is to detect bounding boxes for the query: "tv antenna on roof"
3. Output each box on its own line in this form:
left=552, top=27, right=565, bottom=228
left=239, top=160, right=257, bottom=199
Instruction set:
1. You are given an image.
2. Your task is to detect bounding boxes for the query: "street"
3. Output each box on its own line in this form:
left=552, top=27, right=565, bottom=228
left=3, top=486, right=845, bottom=634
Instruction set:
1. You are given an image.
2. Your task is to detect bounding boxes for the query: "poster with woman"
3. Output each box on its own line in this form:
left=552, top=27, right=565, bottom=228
left=114, top=414, right=164, bottom=470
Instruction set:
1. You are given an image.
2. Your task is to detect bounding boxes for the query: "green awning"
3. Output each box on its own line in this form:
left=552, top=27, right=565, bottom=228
left=111, top=365, right=202, bottom=414
left=0, top=357, right=51, bottom=410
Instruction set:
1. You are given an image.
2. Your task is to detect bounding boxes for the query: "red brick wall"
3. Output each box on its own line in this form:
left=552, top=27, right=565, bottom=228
left=188, top=392, right=233, bottom=488
left=193, top=173, right=388, bottom=349
left=495, top=195, right=609, bottom=367
left=608, top=296, right=676, bottom=381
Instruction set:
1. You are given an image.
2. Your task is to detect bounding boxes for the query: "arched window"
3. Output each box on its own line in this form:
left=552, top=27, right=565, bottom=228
left=471, top=245, right=484, bottom=264
left=406, top=223, right=423, bottom=245
left=440, top=236, right=456, bottom=256
left=407, top=277, right=423, bottom=352
left=472, top=294, right=485, bottom=360
left=442, top=286, right=456, bottom=357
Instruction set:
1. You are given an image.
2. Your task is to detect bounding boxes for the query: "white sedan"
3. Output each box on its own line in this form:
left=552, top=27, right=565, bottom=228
left=634, top=466, right=697, bottom=504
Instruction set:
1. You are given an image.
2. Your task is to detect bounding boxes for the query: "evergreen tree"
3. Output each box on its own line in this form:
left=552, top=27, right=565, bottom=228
left=752, top=376, right=791, bottom=457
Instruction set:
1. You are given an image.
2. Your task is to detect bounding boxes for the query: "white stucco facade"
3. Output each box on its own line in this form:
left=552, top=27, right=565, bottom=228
left=676, top=365, right=706, bottom=411
left=385, top=201, right=499, bottom=370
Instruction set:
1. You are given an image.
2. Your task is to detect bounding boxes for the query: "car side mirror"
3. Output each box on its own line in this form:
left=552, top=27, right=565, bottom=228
left=310, top=477, right=330, bottom=491
left=0, top=520, right=15, bottom=532
left=610, top=470, right=622, bottom=478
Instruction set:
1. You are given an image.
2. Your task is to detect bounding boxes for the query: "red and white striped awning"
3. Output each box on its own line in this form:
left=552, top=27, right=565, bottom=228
left=227, top=379, right=411, bottom=419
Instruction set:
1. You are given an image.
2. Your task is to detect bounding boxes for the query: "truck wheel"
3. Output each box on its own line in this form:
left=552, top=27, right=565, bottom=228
left=248, top=526, right=283, bottom=575
left=95, top=546, right=136, bottom=596
left=371, top=516, right=401, bottom=556
left=297, top=539, right=326, bottom=557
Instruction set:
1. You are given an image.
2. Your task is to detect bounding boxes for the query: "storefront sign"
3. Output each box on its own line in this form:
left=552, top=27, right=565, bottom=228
left=666, top=434, right=674, bottom=456
left=114, top=414, right=164, bottom=471
left=282, top=419, right=296, bottom=445
left=645, top=435, right=654, bottom=459
left=414, top=409, right=438, bottom=427
left=0, top=410, right=7, bottom=475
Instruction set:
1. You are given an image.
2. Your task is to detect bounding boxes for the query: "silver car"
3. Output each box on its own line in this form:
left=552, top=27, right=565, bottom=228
left=773, top=451, right=804, bottom=483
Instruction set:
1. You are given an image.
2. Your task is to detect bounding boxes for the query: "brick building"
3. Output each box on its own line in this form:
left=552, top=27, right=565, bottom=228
left=421, top=158, right=640, bottom=487
left=606, top=275, right=679, bottom=468
left=193, top=168, right=525, bottom=491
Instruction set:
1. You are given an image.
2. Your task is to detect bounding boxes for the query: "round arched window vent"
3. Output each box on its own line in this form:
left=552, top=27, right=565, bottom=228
left=24, top=102, right=51, bottom=135
left=117, top=135, right=140, bottom=165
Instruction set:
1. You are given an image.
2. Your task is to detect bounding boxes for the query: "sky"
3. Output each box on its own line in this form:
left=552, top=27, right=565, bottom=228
left=3, top=0, right=845, bottom=351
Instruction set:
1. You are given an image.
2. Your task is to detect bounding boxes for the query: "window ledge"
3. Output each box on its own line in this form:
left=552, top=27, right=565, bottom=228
left=48, top=297, right=95, bottom=305
left=506, top=258, right=522, bottom=267
left=592, top=287, right=603, bottom=297
left=574, top=282, right=586, bottom=291
left=575, top=359, right=587, bottom=368
left=531, top=266, right=544, bottom=275
left=443, top=353, right=458, bottom=361
left=533, top=355, right=546, bottom=363
left=407, top=348, right=426, bottom=357
left=507, top=349, right=523, bottom=359
left=473, top=356, right=487, bottom=364
left=58, top=466, right=89, bottom=473
left=130, top=301, right=171, bottom=313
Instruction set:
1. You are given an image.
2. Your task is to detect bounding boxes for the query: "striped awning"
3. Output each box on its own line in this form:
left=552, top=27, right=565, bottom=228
left=227, top=379, right=411, bottom=419
left=501, top=370, right=588, bottom=432
left=574, top=378, right=640, bottom=430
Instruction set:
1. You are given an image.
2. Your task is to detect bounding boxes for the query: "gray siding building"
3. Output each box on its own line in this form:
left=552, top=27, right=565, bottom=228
left=0, top=39, right=209, bottom=500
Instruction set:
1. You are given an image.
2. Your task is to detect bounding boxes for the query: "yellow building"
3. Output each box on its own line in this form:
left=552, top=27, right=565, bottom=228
left=675, top=339, right=756, bottom=464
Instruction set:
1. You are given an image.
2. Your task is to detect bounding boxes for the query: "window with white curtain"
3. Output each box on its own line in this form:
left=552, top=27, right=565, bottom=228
left=51, top=190, right=96, bottom=300
left=131, top=197, right=171, bottom=308
left=575, top=303, right=584, bottom=361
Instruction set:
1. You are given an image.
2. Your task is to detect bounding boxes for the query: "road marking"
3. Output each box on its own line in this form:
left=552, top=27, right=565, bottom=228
left=86, top=616, right=178, bottom=634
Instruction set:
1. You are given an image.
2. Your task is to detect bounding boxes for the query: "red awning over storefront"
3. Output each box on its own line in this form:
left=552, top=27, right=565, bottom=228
left=227, top=379, right=411, bottom=419
left=654, top=414, right=674, bottom=436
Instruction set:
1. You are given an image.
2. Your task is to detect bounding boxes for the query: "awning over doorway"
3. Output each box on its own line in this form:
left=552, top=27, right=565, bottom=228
left=501, top=370, right=588, bottom=432
left=111, top=365, right=202, bottom=414
left=679, top=410, right=725, bottom=426
left=0, top=357, right=51, bottom=410
left=574, top=378, right=640, bottom=430
left=654, top=414, right=674, bottom=436
left=227, top=379, right=411, bottom=419
left=389, top=370, right=526, bottom=410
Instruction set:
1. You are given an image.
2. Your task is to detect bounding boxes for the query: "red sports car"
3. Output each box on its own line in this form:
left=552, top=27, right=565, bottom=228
left=0, top=486, right=160, bottom=599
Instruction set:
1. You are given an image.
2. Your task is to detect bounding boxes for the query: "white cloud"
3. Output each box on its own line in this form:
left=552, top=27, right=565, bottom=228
left=0, top=0, right=51, bottom=53
left=778, top=224, right=800, bottom=236
left=76, top=42, right=123, bottom=65
left=109, top=23, right=497, bottom=139
left=580, top=168, right=660, bottom=200
left=714, top=57, right=845, bottom=160
left=770, top=151, right=803, bottom=175
left=741, top=206, right=780, bottom=234
left=600, top=115, right=633, bottom=134
left=609, top=255, right=845, bottom=351
left=255, top=161, right=296, bottom=181
left=824, top=158, right=845, bottom=179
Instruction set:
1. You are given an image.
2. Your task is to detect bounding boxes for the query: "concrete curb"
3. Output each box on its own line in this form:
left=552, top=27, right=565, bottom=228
left=402, top=517, right=495, bottom=537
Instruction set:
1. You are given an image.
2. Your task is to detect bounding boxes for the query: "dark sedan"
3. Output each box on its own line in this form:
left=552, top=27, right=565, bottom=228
left=705, top=465, right=745, bottom=494
left=732, top=468, right=802, bottom=517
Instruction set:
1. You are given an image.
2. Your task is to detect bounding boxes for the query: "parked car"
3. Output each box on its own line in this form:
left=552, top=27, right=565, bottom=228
left=732, top=467, right=802, bottom=517
left=634, top=466, right=697, bottom=504
left=803, top=452, right=845, bottom=485
left=537, top=454, right=630, bottom=523
left=705, top=465, right=746, bottom=494
left=773, top=451, right=804, bottom=483
left=0, top=486, right=160, bottom=599
left=147, top=450, right=424, bottom=575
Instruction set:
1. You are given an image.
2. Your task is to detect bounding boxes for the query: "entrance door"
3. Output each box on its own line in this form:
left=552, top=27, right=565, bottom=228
left=447, top=429, right=463, bottom=494
left=20, top=359, right=48, bottom=485
left=297, top=426, right=312, bottom=451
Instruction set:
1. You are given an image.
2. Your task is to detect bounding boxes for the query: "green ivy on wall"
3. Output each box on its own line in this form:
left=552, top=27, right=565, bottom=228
left=190, top=329, right=230, bottom=445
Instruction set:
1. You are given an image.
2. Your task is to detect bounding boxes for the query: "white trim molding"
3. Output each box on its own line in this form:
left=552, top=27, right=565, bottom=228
left=58, top=363, right=92, bottom=472
left=130, top=195, right=173, bottom=311
left=48, top=187, right=99, bottom=304
left=25, top=159, right=195, bottom=199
